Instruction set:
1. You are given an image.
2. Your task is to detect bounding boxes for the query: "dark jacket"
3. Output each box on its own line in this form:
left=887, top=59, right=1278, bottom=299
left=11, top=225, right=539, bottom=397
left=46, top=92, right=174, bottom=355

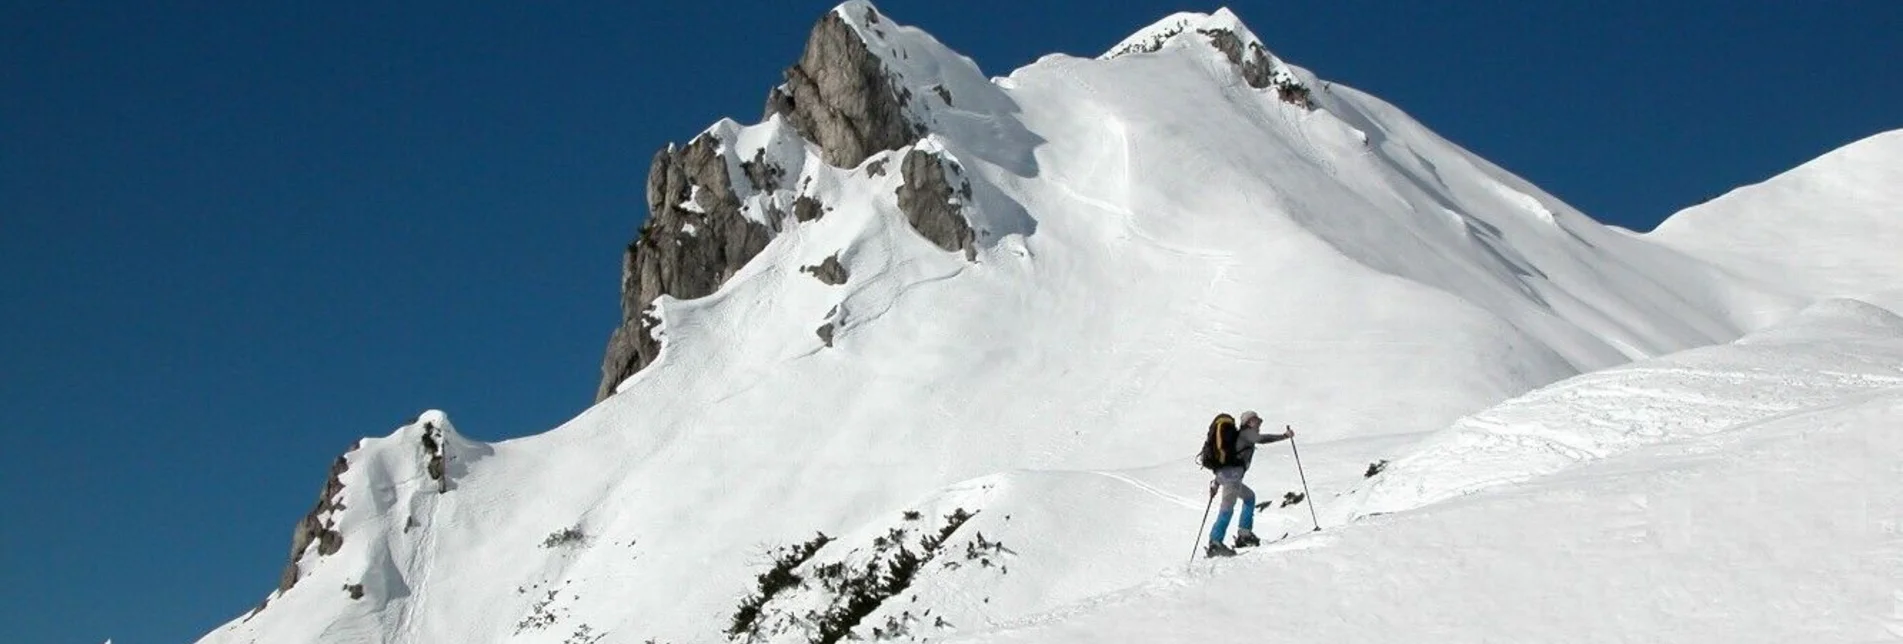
left=1231, top=424, right=1291, bottom=470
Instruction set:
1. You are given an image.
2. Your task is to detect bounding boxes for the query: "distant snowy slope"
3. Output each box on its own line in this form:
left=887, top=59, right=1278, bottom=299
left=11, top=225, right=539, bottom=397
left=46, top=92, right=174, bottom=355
left=196, top=3, right=1903, bottom=644
left=1350, top=297, right=1903, bottom=517
left=1650, top=130, right=1903, bottom=309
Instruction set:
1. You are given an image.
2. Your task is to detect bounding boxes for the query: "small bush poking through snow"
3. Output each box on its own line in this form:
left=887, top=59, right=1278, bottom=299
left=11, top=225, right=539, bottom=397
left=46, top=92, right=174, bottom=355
left=966, top=531, right=1012, bottom=564
left=919, top=507, right=975, bottom=552
left=1365, top=459, right=1390, bottom=478
left=807, top=509, right=977, bottom=643
left=730, top=508, right=991, bottom=643
left=540, top=525, right=587, bottom=548
left=1280, top=491, right=1306, bottom=508
left=1276, top=81, right=1314, bottom=109
left=1107, top=22, right=1186, bottom=57
left=514, top=589, right=563, bottom=634
left=564, top=624, right=605, bottom=644
left=726, top=532, right=835, bottom=639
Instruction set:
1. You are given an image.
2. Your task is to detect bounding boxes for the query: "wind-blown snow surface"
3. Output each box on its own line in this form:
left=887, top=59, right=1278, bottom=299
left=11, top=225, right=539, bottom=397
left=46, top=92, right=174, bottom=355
left=958, top=301, right=1903, bottom=643
left=1650, top=130, right=1903, bottom=317
left=199, top=4, right=1902, bottom=643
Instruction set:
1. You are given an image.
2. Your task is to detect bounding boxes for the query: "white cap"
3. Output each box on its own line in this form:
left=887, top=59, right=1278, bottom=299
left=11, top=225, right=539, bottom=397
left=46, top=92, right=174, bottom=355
left=1238, top=411, right=1260, bottom=426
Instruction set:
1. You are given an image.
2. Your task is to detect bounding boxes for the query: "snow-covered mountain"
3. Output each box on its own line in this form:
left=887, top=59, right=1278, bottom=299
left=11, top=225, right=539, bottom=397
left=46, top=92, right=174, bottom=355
left=197, top=3, right=1903, bottom=643
left=1648, top=129, right=1903, bottom=319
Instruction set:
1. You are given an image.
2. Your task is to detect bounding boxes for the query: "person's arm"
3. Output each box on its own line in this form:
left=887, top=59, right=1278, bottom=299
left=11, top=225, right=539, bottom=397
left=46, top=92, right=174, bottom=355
left=1257, top=425, right=1294, bottom=444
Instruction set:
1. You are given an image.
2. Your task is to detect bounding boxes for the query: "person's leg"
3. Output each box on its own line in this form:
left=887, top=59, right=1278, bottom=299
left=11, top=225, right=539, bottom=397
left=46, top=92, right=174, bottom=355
left=1209, top=469, right=1244, bottom=543
left=1237, top=479, right=1258, bottom=534
left=1208, top=502, right=1233, bottom=544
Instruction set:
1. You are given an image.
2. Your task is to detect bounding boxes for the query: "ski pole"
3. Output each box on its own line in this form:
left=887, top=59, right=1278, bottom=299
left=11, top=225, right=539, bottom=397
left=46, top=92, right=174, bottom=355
left=1189, top=479, right=1216, bottom=564
left=1288, top=428, right=1321, bottom=532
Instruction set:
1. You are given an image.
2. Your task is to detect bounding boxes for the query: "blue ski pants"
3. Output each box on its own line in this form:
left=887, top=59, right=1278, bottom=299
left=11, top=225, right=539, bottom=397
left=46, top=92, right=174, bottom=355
left=1208, top=466, right=1256, bottom=543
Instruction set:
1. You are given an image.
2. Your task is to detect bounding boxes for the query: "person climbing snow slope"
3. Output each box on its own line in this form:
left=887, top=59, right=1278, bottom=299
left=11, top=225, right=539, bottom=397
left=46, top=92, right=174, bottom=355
left=1202, top=410, right=1293, bottom=557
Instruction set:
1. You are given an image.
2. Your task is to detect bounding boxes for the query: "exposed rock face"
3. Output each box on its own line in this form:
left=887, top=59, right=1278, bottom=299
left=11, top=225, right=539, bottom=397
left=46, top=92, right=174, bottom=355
left=420, top=420, right=447, bottom=493
left=741, top=147, right=789, bottom=193
left=1200, top=28, right=1313, bottom=109
left=764, top=10, right=921, bottom=168
left=598, top=5, right=960, bottom=400
left=897, top=149, right=976, bottom=256
left=278, top=451, right=351, bottom=594
left=1200, top=28, right=1274, bottom=89
left=794, top=195, right=827, bottom=223
left=801, top=253, right=850, bottom=285
left=597, top=133, right=776, bottom=401
left=818, top=305, right=843, bottom=348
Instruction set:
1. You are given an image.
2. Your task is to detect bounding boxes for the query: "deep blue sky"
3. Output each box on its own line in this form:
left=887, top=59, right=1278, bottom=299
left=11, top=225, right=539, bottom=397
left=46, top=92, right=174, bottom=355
left=3, top=1, right=1897, bottom=641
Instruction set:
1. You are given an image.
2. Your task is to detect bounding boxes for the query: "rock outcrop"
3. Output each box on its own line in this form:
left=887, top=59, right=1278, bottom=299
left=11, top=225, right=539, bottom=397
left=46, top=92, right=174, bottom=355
left=1200, top=28, right=1313, bottom=109
left=597, top=4, right=939, bottom=401
left=801, top=254, right=850, bottom=285
left=764, top=6, right=922, bottom=168
left=258, top=412, right=479, bottom=616
left=896, top=149, right=975, bottom=257
left=277, top=451, right=351, bottom=594
left=597, top=133, right=776, bottom=401
left=420, top=419, right=448, bottom=493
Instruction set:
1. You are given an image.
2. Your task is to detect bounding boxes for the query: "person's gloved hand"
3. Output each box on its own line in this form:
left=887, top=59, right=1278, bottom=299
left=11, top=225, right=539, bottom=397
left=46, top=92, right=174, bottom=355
left=1284, top=426, right=1296, bottom=438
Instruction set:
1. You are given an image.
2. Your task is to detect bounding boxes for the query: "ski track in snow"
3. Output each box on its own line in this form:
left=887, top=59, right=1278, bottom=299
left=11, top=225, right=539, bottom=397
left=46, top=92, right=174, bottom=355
left=1086, top=470, right=1200, bottom=509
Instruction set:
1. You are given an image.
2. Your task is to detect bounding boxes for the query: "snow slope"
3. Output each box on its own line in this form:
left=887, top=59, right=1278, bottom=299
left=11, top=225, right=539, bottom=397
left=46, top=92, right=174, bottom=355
left=1650, top=129, right=1903, bottom=322
left=1352, top=298, right=1903, bottom=515
left=197, top=4, right=1903, bottom=643
left=955, top=299, right=1903, bottom=643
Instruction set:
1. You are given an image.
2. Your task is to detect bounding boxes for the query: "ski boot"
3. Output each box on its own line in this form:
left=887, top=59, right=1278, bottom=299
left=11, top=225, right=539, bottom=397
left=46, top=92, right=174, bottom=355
left=1233, top=531, right=1262, bottom=548
left=1205, top=541, right=1237, bottom=558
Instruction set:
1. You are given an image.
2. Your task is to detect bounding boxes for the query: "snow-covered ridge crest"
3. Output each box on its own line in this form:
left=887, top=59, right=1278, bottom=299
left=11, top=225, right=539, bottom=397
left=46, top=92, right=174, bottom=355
left=237, top=411, right=491, bottom=628
left=1103, top=8, right=1259, bottom=59
left=1101, top=7, right=1316, bottom=107
left=826, top=0, right=1012, bottom=116
left=1647, top=129, right=1903, bottom=306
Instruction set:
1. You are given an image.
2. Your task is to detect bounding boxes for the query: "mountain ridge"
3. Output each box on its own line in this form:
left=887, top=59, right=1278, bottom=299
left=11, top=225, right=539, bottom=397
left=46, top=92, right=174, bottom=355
left=200, top=3, right=1903, bottom=643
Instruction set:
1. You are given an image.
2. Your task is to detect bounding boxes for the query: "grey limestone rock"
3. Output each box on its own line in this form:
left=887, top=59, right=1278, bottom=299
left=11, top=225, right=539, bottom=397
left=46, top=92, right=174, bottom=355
left=793, top=194, right=827, bottom=223
left=597, top=133, right=775, bottom=401
left=276, top=451, right=351, bottom=595
left=896, top=149, right=975, bottom=257
left=801, top=253, right=850, bottom=286
left=764, top=11, right=921, bottom=168
left=600, top=5, right=966, bottom=400
left=420, top=420, right=448, bottom=493
left=1200, top=28, right=1313, bottom=109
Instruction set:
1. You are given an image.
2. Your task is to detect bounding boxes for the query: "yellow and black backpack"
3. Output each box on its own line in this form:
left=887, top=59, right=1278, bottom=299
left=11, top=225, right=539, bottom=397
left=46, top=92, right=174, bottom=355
left=1198, top=413, right=1241, bottom=470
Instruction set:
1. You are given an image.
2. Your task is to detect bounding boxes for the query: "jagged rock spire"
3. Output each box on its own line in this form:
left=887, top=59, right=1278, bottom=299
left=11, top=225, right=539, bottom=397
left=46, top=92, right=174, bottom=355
left=764, top=1, right=923, bottom=168
left=597, top=1, right=936, bottom=401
